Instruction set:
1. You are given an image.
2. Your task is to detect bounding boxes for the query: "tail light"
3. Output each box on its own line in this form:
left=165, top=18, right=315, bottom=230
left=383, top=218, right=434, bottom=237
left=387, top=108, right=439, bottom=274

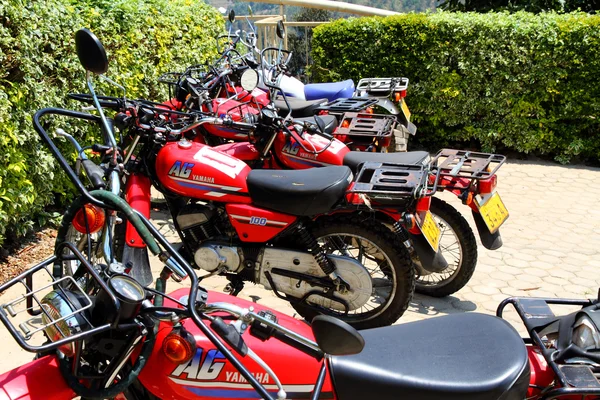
left=162, top=327, right=196, bottom=364
left=340, top=118, right=351, bottom=129
left=379, top=136, right=391, bottom=148
left=72, top=204, right=105, bottom=234
left=394, top=90, right=407, bottom=102
left=479, top=175, right=497, bottom=195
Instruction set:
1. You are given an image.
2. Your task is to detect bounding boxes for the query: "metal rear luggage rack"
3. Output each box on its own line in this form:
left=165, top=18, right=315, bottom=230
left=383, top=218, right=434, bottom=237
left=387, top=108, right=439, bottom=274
left=350, top=162, right=427, bottom=204
left=355, top=77, right=409, bottom=97
left=315, top=98, right=378, bottom=114
left=431, top=149, right=506, bottom=180
left=158, top=71, right=185, bottom=87
left=335, top=113, right=396, bottom=141
left=497, top=296, right=600, bottom=399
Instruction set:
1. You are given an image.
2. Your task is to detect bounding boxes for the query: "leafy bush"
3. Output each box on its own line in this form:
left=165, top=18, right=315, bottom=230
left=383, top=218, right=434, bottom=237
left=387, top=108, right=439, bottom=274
left=311, top=12, right=600, bottom=163
left=0, top=0, right=223, bottom=245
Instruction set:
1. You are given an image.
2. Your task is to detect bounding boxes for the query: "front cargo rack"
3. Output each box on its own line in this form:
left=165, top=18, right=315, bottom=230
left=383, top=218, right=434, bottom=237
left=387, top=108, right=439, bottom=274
left=350, top=162, right=427, bottom=205
left=0, top=242, right=119, bottom=353
left=430, top=149, right=506, bottom=180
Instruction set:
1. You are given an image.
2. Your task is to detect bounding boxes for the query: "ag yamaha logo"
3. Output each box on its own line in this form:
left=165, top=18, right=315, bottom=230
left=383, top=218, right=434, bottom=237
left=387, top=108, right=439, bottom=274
left=171, top=349, right=226, bottom=380
left=169, top=161, right=194, bottom=179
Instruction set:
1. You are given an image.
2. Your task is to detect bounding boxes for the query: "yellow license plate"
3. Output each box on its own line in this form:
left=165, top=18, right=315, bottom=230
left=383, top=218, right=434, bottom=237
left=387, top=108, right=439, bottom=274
left=400, top=99, right=411, bottom=122
left=417, top=210, right=440, bottom=253
left=477, top=192, right=509, bottom=234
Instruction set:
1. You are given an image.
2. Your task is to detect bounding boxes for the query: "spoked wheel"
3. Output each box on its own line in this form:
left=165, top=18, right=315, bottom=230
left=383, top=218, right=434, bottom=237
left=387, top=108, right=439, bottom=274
left=291, top=218, right=415, bottom=330
left=414, top=197, right=478, bottom=297
left=63, top=225, right=104, bottom=275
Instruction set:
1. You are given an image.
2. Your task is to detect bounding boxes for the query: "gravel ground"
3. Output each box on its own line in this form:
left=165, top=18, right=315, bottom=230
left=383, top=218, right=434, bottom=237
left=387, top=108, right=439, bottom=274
left=0, top=228, right=57, bottom=286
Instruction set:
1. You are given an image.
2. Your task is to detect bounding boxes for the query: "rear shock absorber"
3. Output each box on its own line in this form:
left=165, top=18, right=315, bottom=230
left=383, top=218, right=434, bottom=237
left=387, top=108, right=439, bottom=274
left=297, top=224, right=349, bottom=293
left=393, top=221, right=414, bottom=253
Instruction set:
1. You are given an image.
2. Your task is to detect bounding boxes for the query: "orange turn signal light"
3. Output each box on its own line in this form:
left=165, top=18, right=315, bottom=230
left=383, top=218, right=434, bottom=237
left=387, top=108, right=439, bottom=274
left=162, top=331, right=195, bottom=364
left=72, top=204, right=105, bottom=234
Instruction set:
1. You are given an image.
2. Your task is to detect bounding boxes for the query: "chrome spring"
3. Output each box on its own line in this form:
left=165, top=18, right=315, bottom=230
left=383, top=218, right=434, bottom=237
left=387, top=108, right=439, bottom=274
left=297, top=225, right=335, bottom=275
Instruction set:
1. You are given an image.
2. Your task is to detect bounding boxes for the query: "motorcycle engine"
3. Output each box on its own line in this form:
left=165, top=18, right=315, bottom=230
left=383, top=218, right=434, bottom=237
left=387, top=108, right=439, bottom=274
left=176, top=204, right=242, bottom=272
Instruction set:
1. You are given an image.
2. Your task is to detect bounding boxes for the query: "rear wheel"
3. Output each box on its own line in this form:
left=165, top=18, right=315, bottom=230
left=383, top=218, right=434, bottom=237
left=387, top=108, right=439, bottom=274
left=414, top=197, right=478, bottom=297
left=291, top=217, right=415, bottom=330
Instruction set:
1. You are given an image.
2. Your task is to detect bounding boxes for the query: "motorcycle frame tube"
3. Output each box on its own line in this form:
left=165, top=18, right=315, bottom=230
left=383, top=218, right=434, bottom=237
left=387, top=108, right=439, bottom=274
left=125, top=174, right=152, bottom=248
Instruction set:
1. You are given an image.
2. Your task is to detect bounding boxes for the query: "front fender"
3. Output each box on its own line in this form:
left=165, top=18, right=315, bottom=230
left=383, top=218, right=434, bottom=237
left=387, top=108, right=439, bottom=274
left=0, top=356, right=75, bottom=400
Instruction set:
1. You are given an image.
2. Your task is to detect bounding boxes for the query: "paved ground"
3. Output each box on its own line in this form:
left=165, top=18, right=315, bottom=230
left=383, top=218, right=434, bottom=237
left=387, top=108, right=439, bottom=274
left=1, top=158, right=600, bottom=374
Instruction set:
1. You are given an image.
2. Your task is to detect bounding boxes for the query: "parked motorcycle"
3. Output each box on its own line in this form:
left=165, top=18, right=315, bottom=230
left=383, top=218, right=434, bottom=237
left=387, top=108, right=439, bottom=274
left=65, top=30, right=428, bottom=329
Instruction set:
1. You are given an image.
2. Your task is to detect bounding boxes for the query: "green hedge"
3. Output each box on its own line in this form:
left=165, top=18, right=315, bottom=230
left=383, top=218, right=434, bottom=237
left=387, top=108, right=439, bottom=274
left=0, top=0, right=223, bottom=245
left=311, top=12, right=600, bottom=163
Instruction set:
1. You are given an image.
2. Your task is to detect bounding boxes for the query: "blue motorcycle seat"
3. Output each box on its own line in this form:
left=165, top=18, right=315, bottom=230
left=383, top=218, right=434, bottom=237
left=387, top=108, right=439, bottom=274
left=304, top=79, right=355, bottom=101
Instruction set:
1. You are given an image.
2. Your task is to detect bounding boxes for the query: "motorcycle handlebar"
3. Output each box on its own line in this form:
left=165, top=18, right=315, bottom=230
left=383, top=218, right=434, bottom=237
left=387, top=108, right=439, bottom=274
left=202, top=302, right=323, bottom=357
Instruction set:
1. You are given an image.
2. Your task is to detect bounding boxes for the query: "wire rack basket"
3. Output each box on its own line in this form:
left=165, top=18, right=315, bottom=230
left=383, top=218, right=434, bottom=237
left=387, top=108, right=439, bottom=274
left=0, top=242, right=118, bottom=353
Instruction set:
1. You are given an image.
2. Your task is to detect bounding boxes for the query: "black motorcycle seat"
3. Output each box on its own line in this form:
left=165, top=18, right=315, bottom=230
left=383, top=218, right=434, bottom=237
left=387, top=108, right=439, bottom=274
left=247, top=166, right=352, bottom=216
left=330, top=313, right=530, bottom=400
left=343, top=150, right=430, bottom=174
left=274, top=96, right=329, bottom=118
left=293, top=115, right=338, bottom=135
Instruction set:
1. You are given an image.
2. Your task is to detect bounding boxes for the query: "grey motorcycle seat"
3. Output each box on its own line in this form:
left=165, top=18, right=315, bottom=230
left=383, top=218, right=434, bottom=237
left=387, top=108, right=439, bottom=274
left=343, top=150, right=430, bottom=174
left=293, top=115, right=338, bottom=135
left=274, top=96, right=328, bottom=118
left=330, top=313, right=530, bottom=400
left=246, top=166, right=352, bottom=217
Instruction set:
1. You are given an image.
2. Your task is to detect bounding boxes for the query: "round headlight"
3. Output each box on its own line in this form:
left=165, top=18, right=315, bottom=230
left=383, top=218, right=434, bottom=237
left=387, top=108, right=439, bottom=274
left=40, top=290, right=88, bottom=357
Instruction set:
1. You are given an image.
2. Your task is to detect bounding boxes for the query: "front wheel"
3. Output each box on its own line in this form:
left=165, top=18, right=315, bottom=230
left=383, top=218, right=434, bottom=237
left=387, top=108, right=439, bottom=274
left=414, top=197, right=478, bottom=297
left=291, top=217, right=415, bottom=330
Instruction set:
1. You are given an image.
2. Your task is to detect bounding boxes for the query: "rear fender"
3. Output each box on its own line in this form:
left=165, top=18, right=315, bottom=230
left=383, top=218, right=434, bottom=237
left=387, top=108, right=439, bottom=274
left=0, top=356, right=75, bottom=400
left=472, top=210, right=503, bottom=250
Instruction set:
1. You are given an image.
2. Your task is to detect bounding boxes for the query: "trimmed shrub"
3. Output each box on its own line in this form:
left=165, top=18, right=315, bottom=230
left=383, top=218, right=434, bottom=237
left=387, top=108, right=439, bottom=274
left=0, top=0, right=223, bottom=245
left=311, top=12, right=600, bottom=163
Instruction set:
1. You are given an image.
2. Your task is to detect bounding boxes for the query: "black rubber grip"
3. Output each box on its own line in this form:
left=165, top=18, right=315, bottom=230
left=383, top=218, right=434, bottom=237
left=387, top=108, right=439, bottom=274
left=230, top=121, right=254, bottom=130
left=81, top=159, right=106, bottom=189
left=211, top=317, right=248, bottom=356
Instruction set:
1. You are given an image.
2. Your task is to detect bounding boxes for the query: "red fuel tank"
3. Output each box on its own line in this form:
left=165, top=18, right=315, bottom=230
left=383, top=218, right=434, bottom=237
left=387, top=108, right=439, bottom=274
left=155, top=141, right=252, bottom=204
left=138, top=289, right=336, bottom=400
left=213, top=142, right=261, bottom=163
left=274, top=130, right=349, bottom=169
